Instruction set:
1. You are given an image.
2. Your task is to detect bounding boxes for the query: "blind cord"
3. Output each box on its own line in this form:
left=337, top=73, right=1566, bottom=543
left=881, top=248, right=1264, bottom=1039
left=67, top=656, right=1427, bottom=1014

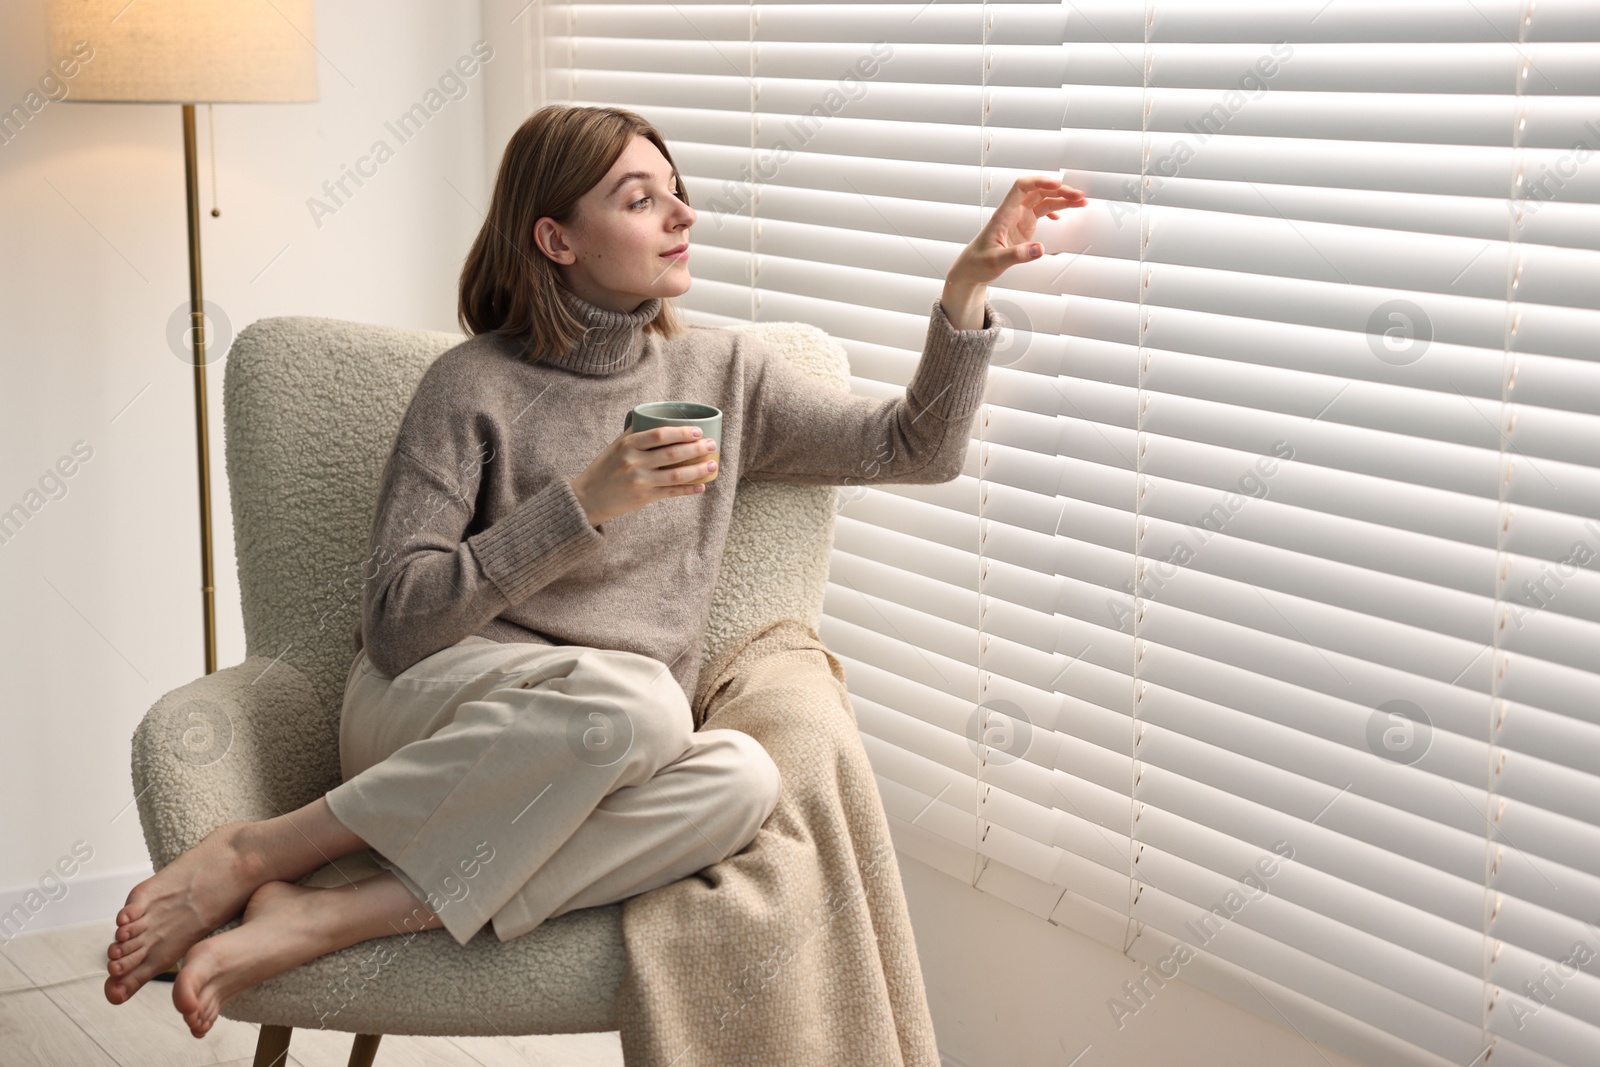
left=1123, top=0, right=1156, bottom=956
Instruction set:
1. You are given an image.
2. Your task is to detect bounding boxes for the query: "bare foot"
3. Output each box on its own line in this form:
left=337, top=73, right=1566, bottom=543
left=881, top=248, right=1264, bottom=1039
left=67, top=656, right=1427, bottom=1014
left=171, top=881, right=332, bottom=1038
left=103, top=821, right=267, bottom=1005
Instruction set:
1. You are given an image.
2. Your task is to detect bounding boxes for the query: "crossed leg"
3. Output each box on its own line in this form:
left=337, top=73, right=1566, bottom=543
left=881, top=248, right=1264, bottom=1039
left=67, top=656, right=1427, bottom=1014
left=165, top=723, right=780, bottom=1038
left=103, top=795, right=364, bottom=1009
left=103, top=740, right=776, bottom=1039
left=106, top=641, right=778, bottom=1039
left=171, top=870, right=440, bottom=1038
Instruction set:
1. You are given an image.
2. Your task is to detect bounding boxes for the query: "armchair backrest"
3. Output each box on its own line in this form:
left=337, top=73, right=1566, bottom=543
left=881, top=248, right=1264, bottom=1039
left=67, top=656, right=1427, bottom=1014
left=220, top=314, right=846, bottom=718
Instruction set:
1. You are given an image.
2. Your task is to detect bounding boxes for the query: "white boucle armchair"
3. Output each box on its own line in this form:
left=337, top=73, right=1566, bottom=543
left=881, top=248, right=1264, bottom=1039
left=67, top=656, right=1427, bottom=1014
left=128, top=313, right=850, bottom=1066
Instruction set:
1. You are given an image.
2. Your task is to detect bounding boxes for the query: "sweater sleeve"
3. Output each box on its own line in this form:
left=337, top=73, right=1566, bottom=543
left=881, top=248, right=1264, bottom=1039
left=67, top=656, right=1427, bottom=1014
left=740, top=297, right=1003, bottom=486
left=359, top=444, right=604, bottom=678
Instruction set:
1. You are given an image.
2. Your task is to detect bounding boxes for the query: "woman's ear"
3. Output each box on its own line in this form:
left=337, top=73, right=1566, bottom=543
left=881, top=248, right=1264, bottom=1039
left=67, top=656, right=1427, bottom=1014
left=533, top=217, right=574, bottom=265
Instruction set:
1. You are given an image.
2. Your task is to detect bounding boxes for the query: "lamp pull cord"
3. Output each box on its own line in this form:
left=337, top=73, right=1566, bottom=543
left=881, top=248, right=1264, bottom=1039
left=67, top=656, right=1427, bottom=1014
left=207, top=103, right=220, bottom=218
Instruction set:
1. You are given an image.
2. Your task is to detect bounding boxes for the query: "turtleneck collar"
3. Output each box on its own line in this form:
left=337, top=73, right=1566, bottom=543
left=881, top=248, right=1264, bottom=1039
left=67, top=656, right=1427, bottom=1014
left=542, top=284, right=662, bottom=375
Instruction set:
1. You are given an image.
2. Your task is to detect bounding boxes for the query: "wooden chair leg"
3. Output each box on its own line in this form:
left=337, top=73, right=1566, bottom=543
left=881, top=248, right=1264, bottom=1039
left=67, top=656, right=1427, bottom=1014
left=347, top=1033, right=383, bottom=1067
left=252, top=1024, right=292, bottom=1067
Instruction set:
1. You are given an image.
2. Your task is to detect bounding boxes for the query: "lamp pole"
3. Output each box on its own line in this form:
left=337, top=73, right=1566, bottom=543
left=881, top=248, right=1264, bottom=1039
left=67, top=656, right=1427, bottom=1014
left=181, top=103, right=218, bottom=676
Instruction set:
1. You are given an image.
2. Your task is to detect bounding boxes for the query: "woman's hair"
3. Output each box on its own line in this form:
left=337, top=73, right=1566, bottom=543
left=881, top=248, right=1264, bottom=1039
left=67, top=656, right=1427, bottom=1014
left=457, top=104, right=688, bottom=361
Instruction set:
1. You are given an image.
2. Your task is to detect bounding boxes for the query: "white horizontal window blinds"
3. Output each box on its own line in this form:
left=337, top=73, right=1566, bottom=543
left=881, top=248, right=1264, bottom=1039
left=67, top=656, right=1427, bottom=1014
left=539, top=0, right=1081, bottom=934
left=538, top=3, right=1600, bottom=1065
left=1053, top=1, right=1600, bottom=1065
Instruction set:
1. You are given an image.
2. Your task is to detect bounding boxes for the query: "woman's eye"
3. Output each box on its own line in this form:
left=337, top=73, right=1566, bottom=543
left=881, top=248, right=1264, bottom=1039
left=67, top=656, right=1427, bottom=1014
left=631, top=191, right=681, bottom=210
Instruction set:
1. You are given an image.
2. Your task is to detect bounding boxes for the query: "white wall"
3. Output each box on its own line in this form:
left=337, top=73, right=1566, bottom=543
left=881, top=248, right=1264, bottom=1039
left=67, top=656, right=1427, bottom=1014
left=898, top=855, right=1364, bottom=1067
left=0, top=0, right=494, bottom=927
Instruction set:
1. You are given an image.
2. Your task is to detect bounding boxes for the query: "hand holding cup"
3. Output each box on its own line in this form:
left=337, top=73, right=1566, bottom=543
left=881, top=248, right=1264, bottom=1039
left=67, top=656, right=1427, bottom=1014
left=568, top=402, right=722, bottom=527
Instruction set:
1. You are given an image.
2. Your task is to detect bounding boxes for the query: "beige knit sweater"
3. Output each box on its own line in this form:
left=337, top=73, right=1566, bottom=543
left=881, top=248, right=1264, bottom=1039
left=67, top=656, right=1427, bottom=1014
left=354, top=283, right=1002, bottom=702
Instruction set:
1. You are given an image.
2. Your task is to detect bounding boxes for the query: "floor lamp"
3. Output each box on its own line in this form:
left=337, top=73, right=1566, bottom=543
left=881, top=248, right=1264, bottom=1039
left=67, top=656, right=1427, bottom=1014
left=47, top=0, right=319, bottom=675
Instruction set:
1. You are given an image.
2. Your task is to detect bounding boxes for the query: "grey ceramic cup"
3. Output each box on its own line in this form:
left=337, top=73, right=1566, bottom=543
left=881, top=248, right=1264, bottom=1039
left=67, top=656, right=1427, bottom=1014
left=623, top=401, right=722, bottom=484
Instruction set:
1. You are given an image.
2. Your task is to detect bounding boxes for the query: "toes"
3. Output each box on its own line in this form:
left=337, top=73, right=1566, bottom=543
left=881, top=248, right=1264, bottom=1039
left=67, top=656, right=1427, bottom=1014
left=180, top=1000, right=213, bottom=1038
left=118, top=954, right=173, bottom=998
left=108, top=944, right=149, bottom=976
left=116, top=898, right=147, bottom=926
left=116, top=919, right=147, bottom=943
left=104, top=972, right=143, bottom=1005
left=108, top=929, right=147, bottom=957
left=108, top=934, right=154, bottom=975
left=171, top=955, right=222, bottom=1039
left=171, top=970, right=201, bottom=1021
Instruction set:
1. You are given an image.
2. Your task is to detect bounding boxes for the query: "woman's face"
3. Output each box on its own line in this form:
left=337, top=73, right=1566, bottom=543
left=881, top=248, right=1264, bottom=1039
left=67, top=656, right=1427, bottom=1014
left=535, top=134, right=696, bottom=315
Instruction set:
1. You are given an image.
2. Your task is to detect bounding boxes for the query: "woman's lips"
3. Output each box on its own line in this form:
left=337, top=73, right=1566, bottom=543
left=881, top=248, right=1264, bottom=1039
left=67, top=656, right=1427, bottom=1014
left=661, top=245, right=689, bottom=260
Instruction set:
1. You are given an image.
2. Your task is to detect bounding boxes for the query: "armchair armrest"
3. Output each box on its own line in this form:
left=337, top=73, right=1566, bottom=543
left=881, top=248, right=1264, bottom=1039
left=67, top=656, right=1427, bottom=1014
left=131, top=656, right=338, bottom=870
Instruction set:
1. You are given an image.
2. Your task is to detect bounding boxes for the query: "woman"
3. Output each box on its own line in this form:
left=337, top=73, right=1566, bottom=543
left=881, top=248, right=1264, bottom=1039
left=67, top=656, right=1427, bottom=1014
left=102, top=104, right=1086, bottom=1039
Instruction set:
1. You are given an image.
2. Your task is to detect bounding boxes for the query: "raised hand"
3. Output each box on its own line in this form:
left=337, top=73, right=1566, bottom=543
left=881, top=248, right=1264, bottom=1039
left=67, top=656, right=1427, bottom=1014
left=949, top=175, right=1089, bottom=287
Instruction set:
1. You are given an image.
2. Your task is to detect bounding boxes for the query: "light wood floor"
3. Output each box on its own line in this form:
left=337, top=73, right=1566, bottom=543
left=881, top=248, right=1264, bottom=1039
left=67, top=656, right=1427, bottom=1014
left=0, top=918, right=624, bottom=1066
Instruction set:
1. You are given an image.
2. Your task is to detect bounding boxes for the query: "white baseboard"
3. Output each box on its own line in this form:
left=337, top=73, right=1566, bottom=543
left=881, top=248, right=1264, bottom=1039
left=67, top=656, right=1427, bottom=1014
left=0, top=864, right=151, bottom=943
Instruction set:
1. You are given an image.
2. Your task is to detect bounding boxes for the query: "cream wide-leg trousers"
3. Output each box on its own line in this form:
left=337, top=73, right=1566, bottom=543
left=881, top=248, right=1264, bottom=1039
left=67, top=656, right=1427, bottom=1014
left=323, top=634, right=782, bottom=946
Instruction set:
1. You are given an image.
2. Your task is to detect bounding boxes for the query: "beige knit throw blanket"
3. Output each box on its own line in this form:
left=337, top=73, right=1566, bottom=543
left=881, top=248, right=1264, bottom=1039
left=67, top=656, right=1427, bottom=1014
left=615, top=617, right=941, bottom=1067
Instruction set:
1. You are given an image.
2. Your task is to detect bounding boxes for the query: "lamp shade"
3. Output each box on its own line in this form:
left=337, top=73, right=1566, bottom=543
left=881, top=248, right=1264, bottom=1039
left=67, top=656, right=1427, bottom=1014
left=47, top=0, right=318, bottom=104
